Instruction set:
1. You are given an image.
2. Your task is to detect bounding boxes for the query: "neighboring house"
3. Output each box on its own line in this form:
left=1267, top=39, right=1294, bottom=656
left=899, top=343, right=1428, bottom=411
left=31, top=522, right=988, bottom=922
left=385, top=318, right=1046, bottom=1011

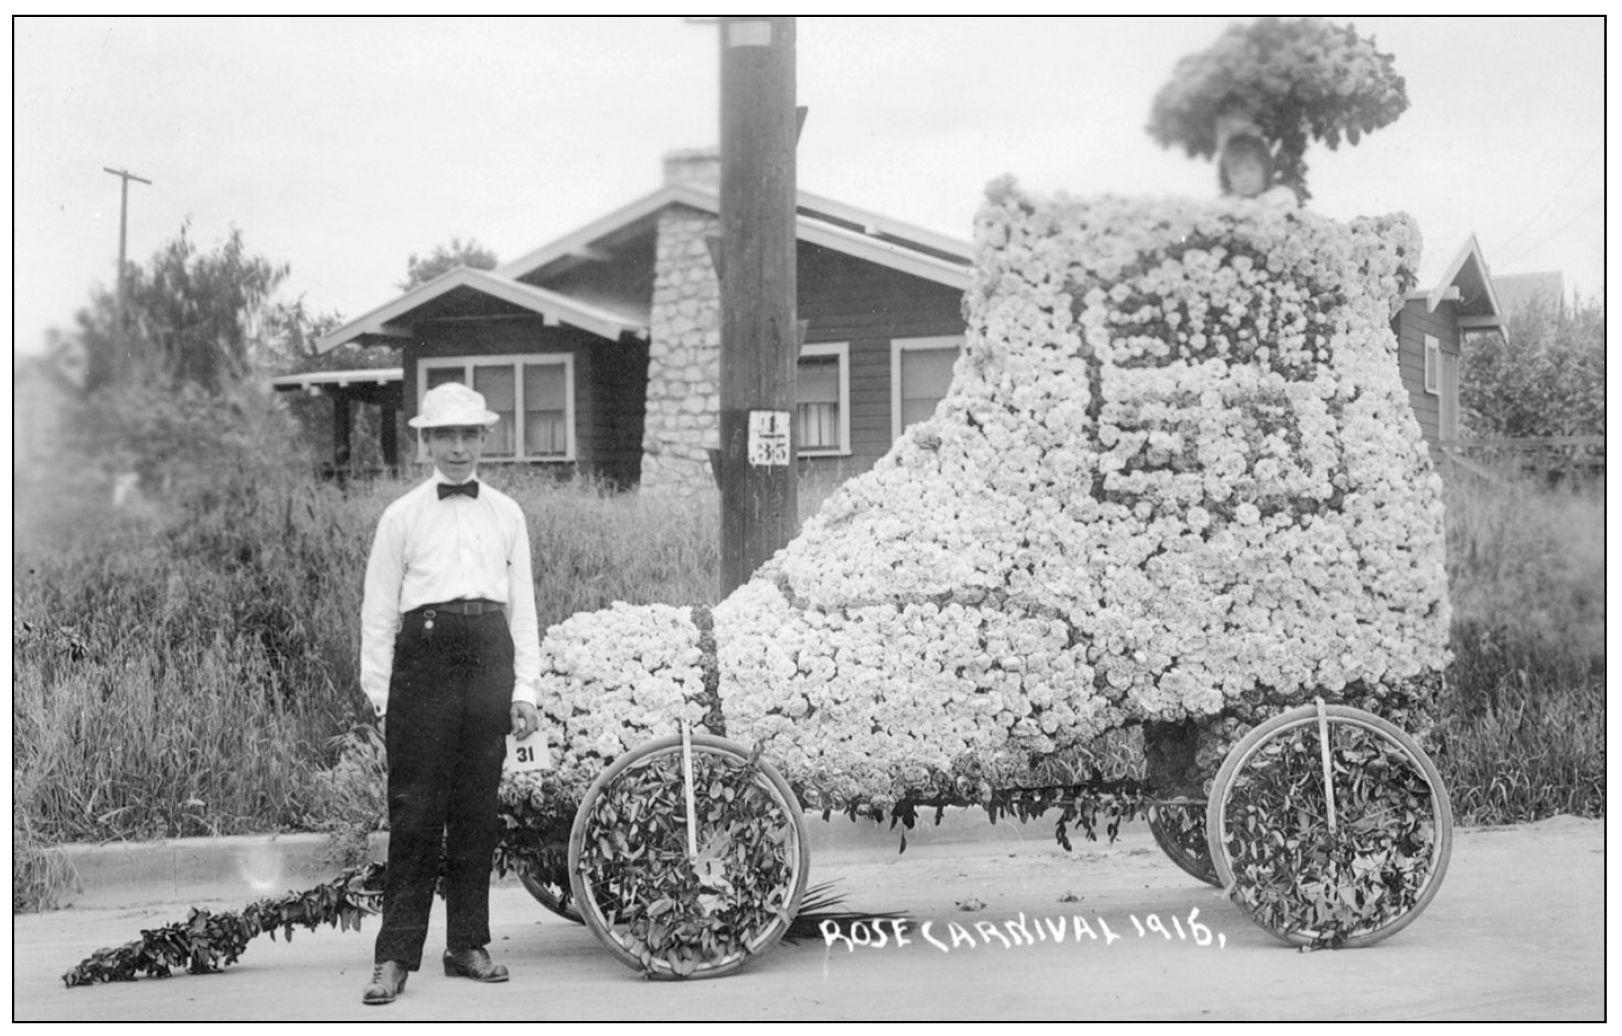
left=1388, top=236, right=1506, bottom=447
left=1490, top=271, right=1565, bottom=315
left=316, top=148, right=1499, bottom=489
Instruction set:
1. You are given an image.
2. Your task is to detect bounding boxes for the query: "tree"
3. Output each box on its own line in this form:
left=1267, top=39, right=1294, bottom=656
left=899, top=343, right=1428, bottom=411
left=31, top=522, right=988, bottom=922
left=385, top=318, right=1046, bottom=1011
left=398, top=237, right=498, bottom=291
left=77, top=220, right=296, bottom=393
left=62, top=222, right=325, bottom=496
left=1460, top=293, right=1605, bottom=439
left=1147, top=17, right=1409, bottom=203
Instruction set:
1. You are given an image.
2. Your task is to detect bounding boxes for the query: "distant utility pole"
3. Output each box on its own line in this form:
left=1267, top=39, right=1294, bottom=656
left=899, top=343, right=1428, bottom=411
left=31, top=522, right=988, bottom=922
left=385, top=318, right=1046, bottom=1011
left=716, top=16, right=799, bottom=597
left=103, top=166, right=152, bottom=382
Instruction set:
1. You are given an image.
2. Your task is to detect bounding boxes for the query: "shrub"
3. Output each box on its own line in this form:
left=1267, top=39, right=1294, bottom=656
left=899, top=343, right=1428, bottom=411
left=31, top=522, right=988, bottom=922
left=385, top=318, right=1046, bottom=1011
left=1460, top=294, right=1604, bottom=440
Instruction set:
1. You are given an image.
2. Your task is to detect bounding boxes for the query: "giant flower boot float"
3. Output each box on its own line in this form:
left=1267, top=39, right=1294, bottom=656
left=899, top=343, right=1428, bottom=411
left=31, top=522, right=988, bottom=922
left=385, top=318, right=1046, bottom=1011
left=505, top=178, right=1454, bottom=976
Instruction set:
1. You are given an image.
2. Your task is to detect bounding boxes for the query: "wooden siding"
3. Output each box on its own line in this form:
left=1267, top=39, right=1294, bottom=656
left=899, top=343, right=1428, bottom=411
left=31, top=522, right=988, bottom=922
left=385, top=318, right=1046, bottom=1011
left=588, top=338, right=651, bottom=488
left=794, top=241, right=966, bottom=476
left=1391, top=298, right=1460, bottom=449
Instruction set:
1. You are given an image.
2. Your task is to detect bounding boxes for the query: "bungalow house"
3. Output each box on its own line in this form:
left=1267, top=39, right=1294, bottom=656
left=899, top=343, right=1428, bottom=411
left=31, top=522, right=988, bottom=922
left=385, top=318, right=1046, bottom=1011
left=313, top=149, right=967, bottom=492
left=311, top=149, right=1501, bottom=490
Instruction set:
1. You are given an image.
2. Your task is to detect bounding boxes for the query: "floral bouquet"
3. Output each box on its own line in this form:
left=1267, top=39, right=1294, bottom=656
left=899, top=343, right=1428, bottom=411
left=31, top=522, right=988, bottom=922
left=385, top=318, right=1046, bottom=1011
left=516, top=177, right=1449, bottom=820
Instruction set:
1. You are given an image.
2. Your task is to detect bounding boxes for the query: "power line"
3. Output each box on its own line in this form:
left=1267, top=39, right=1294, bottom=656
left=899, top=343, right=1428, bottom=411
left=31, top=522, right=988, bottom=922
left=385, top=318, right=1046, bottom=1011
left=1492, top=143, right=1601, bottom=256
left=1497, top=193, right=1604, bottom=271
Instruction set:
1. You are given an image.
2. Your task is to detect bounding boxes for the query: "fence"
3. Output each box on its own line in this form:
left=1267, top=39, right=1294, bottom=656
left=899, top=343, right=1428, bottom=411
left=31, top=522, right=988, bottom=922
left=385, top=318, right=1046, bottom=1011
left=1439, top=436, right=1605, bottom=491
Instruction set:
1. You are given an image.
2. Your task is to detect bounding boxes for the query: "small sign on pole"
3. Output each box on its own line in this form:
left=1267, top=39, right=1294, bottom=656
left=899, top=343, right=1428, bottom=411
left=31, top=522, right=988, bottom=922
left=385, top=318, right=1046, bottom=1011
left=747, top=410, right=792, bottom=466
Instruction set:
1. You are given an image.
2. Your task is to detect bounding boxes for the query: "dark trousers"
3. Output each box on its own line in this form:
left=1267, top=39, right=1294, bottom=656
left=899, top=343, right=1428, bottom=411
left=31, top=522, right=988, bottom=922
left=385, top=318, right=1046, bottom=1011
left=374, top=607, right=514, bottom=969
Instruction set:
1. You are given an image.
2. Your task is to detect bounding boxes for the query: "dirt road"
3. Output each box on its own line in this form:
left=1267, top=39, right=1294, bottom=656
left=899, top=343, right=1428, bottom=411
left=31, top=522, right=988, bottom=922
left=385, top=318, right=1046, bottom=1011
left=16, top=815, right=1602, bottom=1021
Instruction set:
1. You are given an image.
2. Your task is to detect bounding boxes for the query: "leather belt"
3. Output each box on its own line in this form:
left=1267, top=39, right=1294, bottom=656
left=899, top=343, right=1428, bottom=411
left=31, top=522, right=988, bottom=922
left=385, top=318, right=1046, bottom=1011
left=421, top=599, right=504, bottom=617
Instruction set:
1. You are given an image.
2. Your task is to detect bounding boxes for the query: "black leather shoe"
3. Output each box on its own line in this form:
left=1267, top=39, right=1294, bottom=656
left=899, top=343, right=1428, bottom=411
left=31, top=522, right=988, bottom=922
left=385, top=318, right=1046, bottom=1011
left=443, top=947, right=509, bottom=983
left=362, top=960, right=409, bottom=1005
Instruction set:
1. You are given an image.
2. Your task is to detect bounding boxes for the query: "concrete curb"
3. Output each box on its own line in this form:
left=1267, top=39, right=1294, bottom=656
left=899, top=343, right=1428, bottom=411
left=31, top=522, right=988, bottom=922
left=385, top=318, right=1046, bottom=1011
left=57, top=808, right=1130, bottom=908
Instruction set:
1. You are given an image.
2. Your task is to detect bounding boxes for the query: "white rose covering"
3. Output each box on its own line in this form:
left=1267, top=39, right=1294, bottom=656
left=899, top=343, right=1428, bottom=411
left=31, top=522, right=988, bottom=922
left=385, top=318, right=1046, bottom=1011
left=533, top=179, right=1450, bottom=809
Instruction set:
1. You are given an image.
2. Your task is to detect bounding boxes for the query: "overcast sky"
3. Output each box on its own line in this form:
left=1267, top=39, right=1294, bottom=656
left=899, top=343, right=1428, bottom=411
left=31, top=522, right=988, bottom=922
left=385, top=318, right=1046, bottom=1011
left=12, top=15, right=1608, bottom=358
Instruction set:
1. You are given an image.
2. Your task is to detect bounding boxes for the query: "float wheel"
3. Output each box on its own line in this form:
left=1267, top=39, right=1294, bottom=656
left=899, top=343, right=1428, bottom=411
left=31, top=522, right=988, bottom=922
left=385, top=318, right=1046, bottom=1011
left=568, top=733, right=810, bottom=978
left=1206, top=702, right=1452, bottom=948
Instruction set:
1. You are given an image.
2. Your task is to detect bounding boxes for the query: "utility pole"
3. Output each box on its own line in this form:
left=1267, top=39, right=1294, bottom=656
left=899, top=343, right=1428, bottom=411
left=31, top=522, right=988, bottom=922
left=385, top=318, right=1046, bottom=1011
left=103, top=166, right=152, bottom=383
left=716, top=16, right=799, bottom=596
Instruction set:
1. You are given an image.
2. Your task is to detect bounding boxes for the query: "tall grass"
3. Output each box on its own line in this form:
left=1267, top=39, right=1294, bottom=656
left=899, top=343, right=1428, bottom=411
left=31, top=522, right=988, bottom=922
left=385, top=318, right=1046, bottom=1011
left=1432, top=460, right=1605, bottom=824
left=12, top=461, right=724, bottom=854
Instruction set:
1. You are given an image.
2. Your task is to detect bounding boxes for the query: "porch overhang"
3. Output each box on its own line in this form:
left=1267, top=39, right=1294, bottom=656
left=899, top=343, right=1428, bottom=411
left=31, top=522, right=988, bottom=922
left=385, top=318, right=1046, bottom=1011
left=269, top=366, right=403, bottom=399
left=316, top=267, right=648, bottom=353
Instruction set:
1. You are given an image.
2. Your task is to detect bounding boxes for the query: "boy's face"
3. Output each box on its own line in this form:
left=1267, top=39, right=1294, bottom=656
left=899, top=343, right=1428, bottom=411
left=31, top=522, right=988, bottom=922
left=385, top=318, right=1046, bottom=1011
left=425, top=425, right=487, bottom=482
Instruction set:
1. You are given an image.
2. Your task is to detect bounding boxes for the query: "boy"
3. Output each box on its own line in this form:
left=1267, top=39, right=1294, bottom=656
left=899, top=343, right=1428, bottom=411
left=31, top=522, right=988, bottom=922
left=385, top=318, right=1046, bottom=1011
left=358, top=382, right=542, bottom=1006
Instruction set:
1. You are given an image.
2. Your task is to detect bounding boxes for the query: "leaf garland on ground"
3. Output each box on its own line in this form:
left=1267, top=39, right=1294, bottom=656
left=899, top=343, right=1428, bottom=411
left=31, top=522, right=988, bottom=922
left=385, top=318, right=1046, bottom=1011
left=62, top=772, right=581, bottom=989
left=61, top=863, right=384, bottom=987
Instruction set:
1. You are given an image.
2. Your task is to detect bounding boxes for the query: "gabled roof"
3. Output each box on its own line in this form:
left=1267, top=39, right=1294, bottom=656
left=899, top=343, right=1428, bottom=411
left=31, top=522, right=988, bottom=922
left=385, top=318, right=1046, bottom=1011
left=498, top=182, right=974, bottom=291
left=1392, top=234, right=1505, bottom=329
left=321, top=183, right=974, bottom=355
left=1428, top=235, right=1503, bottom=320
left=317, top=267, right=646, bottom=353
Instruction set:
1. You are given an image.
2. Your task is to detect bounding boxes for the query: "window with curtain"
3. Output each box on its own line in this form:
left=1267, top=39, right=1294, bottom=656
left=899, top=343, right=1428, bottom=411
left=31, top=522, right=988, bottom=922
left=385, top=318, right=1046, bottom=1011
left=474, top=365, right=516, bottom=456
left=796, top=353, right=841, bottom=452
left=418, top=354, right=573, bottom=461
left=892, top=337, right=963, bottom=441
left=899, top=344, right=959, bottom=428
left=523, top=362, right=568, bottom=457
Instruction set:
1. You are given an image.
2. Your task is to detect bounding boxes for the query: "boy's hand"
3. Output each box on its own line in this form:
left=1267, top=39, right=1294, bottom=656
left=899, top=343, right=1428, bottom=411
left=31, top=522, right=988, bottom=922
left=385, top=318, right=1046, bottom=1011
left=510, top=701, right=541, bottom=740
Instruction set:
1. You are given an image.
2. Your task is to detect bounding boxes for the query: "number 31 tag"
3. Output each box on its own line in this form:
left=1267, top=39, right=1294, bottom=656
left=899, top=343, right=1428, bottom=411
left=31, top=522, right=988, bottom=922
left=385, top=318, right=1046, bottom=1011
left=504, top=732, right=551, bottom=772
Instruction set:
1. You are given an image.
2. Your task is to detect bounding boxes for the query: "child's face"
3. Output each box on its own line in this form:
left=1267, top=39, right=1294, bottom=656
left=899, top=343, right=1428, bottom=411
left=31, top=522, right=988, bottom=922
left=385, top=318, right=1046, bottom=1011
left=425, top=425, right=487, bottom=482
left=1225, top=152, right=1270, bottom=198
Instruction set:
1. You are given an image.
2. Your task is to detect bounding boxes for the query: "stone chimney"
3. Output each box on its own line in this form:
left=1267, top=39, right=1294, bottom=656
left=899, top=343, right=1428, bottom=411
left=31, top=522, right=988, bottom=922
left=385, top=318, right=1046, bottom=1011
left=662, top=146, right=721, bottom=187
left=641, top=148, right=724, bottom=495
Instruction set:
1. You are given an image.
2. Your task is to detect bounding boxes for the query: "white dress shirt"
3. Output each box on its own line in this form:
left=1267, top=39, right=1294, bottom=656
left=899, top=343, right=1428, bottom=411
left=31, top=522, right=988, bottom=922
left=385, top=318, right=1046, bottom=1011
left=360, top=472, right=541, bottom=716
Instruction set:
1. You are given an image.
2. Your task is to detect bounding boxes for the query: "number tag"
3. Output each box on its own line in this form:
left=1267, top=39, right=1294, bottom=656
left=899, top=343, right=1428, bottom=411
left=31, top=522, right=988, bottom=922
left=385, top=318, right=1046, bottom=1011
left=504, top=732, right=551, bottom=772
left=747, top=410, right=791, bottom=466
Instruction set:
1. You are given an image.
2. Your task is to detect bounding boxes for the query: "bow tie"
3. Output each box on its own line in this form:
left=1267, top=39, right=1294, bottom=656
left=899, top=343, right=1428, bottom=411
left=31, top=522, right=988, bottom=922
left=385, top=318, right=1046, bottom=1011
left=438, top=481, right=479, bottom=500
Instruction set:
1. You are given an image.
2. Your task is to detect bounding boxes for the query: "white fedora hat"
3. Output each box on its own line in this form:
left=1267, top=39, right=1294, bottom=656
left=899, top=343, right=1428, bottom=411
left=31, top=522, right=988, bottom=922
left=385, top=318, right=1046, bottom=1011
left=409, top=382, right=500, bottom=428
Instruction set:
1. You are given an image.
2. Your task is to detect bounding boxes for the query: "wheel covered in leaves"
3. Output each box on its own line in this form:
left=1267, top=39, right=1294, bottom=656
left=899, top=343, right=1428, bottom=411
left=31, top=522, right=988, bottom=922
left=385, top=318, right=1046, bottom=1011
left=1147, top=801, right=1220, bottom=887
left=518, top=863, right=584, bottom=925
left=568, top=733, right=811, bottom=979
left=1206, top=703, right=1452, bottom=948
